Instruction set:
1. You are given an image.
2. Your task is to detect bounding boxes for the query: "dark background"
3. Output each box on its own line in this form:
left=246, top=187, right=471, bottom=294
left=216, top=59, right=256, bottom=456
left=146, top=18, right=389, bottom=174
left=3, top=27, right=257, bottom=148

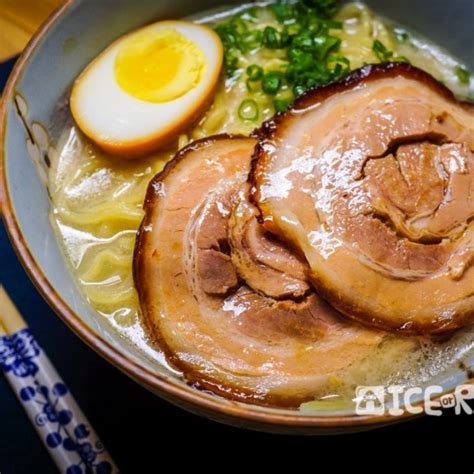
left=1, top=57, right=472, bottom=473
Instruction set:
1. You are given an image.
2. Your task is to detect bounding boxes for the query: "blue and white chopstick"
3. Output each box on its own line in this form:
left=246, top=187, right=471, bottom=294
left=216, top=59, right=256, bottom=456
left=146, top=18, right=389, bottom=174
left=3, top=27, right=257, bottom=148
left=0, top=285, right=119, bottom=474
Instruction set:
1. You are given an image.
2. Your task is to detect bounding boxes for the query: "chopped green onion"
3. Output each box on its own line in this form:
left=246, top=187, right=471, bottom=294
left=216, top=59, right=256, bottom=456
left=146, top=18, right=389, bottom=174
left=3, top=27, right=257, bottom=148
left=274, top=99, right=292, bottom=112
left=238, top=99, right=259, bottom=121
left=293, top=33, right=314, bottom=51
left=395, top=30, right=410, bottom=43
left=372, top=39, right=409, bottom=64
left=279, top=29, right=291, bottom=48
left=230, top=17, right=248, bottom=34
left=224, top=52, right=238, bottom=74
left=393, top=55, right=410, bottom=63
left=327, top=54, right=350, bottom=66
left=313, top=35, right=340, bottom=60
left=372, top=39, right=392, bottom=62
left=241, top=30, right=263, bottom=50
left=216, top=0, right=354, bottom=118
left=262, top=71, right=282, bottom=95
left=293, top=84, right=307, bottom=97
left=271, top=2, right=296, bottom=23
left=246, top=64, right=263, bottom=80
left=301, top=0, right=339, bottom=19
left=239, top=6, right=258, bottom=22
left=263, top=26, right=281, bottom=49
left=284, top=23, right=302, bottom=37
left=321, top=19, right=343, bottom=30
left=327, top=54, right=350, bottom=79
left=215, top=24, right=238, bottom=49
left=288, top=48, right=314, bottom=70
left=456, top=66, right=471, bottom=85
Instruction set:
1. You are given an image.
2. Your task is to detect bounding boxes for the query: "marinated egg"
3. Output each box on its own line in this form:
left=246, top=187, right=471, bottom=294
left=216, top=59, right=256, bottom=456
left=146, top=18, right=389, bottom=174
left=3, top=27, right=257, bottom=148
left=70, top=21, right=223, bottom=157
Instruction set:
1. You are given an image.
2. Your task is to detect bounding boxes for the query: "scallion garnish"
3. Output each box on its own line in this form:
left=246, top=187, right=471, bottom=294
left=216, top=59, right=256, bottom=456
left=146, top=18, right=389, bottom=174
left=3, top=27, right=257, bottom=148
left=372, top=39, right=409, bottom=63
left=263, top=26, right=281, bottom=49
left=238, top=99, right=259, bottom=121
left=224, top=51, right=238, bottom=75
left=215, top=1, right=413, bottom=116
left=313, top=35, right=340, bottom=60
left=239, top=6, right=258, bottom=22
left=293, top=84, right=306, bottom=97
left=274, top=99, right=292, bottom=112
left=271, top=2, right=296, bottom=23
left=246, top=64, right=264, bottom=80
left=455, top=66, right=471, bottom=85
left=262, top=71, right=283, bottom=95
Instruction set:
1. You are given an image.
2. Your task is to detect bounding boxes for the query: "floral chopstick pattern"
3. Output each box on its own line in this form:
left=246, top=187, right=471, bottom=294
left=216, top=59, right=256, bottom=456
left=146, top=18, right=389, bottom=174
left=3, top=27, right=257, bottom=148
left=0, top=329, right=116, bottom=474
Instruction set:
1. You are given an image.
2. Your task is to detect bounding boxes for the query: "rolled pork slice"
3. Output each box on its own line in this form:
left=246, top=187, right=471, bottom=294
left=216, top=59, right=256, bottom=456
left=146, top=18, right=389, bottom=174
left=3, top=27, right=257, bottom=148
left=134, top=135, right=382, bottom=406
left=251, top=63, right=474, bottom=334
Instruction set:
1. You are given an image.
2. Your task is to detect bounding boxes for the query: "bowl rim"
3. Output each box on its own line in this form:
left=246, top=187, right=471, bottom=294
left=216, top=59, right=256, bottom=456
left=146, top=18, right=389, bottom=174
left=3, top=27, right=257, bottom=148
left=0, top=0, right=453, bottom=430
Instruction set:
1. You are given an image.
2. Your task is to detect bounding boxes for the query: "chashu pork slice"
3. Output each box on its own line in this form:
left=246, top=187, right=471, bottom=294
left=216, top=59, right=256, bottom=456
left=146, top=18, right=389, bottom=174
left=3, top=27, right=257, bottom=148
left=251, top=63, right=474, bottom=334
left=134, top=135, right=382, bottom=406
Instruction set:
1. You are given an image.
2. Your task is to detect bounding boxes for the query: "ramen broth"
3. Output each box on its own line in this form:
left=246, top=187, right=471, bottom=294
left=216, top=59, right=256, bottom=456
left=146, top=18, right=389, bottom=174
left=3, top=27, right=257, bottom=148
left=48, top=2, right=474, bottom=408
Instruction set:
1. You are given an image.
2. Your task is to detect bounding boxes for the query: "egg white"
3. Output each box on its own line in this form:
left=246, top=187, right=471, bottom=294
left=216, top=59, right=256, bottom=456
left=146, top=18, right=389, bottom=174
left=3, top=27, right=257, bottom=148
left=70, top=21, right=223, bottom=157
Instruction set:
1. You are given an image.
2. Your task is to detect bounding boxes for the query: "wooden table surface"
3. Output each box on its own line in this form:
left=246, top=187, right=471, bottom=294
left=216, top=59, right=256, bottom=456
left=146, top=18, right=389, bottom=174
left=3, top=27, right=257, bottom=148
left=0, top=0, right=65, bottom=62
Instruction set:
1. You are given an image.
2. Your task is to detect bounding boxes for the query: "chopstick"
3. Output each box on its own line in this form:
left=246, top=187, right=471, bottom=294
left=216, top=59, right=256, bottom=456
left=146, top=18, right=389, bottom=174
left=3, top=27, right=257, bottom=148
left=0, top=285, right=119, bottom=473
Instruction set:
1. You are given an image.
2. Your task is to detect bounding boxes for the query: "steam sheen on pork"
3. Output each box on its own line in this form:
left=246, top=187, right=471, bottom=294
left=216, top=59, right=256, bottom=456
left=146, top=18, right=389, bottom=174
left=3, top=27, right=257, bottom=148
left=134, top=135, right=381, bottom=405
left=251, top=63, right=474, bottom=334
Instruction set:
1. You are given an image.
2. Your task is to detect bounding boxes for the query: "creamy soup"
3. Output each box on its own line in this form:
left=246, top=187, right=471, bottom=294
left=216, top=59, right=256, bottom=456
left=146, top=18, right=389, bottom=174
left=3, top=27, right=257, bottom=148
left=48, top=1, right=474, bottom=408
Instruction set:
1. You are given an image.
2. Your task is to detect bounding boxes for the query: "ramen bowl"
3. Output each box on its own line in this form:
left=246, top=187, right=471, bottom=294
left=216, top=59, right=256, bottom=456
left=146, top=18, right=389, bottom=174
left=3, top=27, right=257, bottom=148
left=1, top=0, right=473, bottom=434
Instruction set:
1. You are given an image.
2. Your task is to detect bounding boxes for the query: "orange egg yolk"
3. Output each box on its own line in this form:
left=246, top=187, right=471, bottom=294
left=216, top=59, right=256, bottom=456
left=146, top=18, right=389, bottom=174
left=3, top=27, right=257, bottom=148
left=114, top=27, right=205, bottom=103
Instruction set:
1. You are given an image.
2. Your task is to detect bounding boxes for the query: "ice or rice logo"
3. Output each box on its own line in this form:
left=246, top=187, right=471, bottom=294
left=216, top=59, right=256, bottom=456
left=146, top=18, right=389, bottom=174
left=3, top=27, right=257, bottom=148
left=355, top=384, right=474, bottom=416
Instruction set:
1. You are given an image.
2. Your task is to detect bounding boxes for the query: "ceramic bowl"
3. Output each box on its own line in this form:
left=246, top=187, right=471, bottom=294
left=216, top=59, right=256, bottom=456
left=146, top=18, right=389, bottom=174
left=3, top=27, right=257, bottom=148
left=1, top=0, right=473, bottom=434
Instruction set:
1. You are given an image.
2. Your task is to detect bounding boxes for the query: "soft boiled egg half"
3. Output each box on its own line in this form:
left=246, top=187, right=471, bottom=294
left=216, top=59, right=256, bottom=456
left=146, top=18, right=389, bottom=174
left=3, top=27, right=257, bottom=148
left=70, top=21, right=223, bottom=158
